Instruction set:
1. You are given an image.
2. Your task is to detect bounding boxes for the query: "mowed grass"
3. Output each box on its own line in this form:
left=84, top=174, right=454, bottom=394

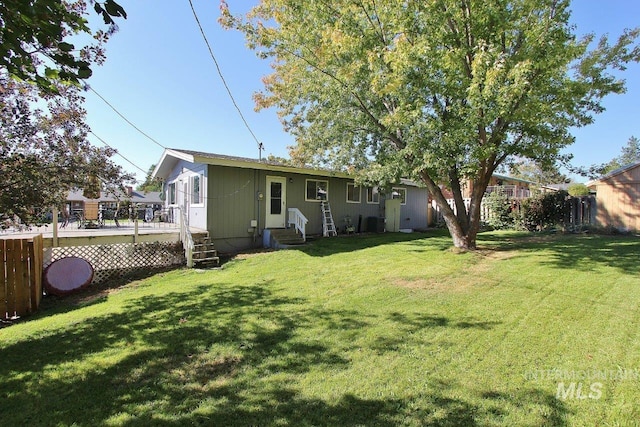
left=1, top=230, right=640, bottom=426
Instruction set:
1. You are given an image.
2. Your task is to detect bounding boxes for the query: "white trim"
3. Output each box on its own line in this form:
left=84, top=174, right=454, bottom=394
left=190, top=173, right=205, bottom=207
left=167, top=182, right=177, bottom=206
left=392, top=187, right=407, bottom=205
left=346, top=182, right=361, bottom=204
left=366, top=186, right=380, bottom=204
left=305, top=179, right=329, bottom=202
left=266, top=175, right=287, bottom=228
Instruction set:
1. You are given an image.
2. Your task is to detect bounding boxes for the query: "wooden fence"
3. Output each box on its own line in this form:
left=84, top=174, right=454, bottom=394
left=1, top=235, right=44, bottom=320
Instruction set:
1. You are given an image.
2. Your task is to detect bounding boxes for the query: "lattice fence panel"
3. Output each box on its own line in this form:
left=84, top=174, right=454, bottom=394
left=44, top=242, right=186, bottom=285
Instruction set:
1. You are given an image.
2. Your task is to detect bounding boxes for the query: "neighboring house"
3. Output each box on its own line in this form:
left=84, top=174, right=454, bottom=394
left=587, top=161, right=640, bottom=232
left=464, top=174, right=533, bottom=199
left=152, top=149, right=429, bottom=252
left=431, top=174, right=535, bottom=225
left=65, top=187, right=163, bottom=217
left=439, top=174, right=533, bottom=201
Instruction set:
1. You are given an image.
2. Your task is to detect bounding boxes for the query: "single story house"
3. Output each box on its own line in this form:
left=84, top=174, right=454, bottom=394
left=152, top=149, right=429, bottom=252
left=65, top=187, right=163, bottom=219
left=441, top=173, right=533, bottom=200
left=587, top=161, right=640, bottom=232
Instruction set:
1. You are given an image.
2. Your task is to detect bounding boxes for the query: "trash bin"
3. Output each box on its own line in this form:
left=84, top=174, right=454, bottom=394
left=367, top=216, right=385, bottom=233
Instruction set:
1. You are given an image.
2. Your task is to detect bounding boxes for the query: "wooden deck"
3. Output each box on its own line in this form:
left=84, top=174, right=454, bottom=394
left=0, top=220, right=206, bottom=247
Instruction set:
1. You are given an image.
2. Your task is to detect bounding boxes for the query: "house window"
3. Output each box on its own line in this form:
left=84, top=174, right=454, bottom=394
left=392, top=187, right=407, bottom=205
left=168, top=182, right=176, bottom=205
left=346, top=182, right=361, bottom=203
left=191, top=174, right=203, bottom=204
left=367, top=186, right=380, bottom=204
left=306, top=179, right=328, bottom=201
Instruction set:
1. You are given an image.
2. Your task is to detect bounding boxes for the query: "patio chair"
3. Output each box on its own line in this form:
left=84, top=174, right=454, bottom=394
left=83, top=201, right=101, bottom=228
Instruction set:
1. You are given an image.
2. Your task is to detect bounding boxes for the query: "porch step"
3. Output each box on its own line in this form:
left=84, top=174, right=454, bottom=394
left=192, top=234, right=220, bottom=268
left=268, top=228, right=306, bottom=247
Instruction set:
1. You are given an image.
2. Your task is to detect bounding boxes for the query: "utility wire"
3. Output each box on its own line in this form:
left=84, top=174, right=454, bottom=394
left=89, top=130, right=149, bottom=175
left=88, top=86, right=167, bottom=150
left=187, top=0, right=264, bottom=157
left=92, top=128, right=253, bottom=199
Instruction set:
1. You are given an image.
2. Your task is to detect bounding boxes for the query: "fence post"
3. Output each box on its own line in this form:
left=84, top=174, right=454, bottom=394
left=29, top=235, right=43, bottom=312
left=52, top=206, right=59, bottom=247
left=17, top=239, right=31, bottom=316
left=1, top=239, right=7, bottom=319
left=5, top=239, right=17, bottom=318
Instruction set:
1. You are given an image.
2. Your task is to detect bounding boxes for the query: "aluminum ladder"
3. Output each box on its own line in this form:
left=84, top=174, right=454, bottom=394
left=321, top=201, right=337, bottom=237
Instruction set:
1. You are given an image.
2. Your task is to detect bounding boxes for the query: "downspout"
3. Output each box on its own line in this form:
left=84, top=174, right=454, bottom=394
left=255, top=169, right=259, bottom=243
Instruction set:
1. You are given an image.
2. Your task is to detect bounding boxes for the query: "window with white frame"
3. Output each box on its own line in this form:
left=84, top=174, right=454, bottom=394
left=391, top=187, right=407, bottom=205
left=191, top=174, right=203, bottom=204
left=367, top=186, right=380, bottom=204
left=346, top=182, right=361, bottom=203
left=306, top=179, right=328, bottom=201
left=168, top=182, right=176, bottom=205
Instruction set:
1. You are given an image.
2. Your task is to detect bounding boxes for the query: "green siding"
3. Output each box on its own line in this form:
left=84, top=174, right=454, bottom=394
left=206, top=166, right=429, bottom=251
left=207, top=165, right=259, bottom=240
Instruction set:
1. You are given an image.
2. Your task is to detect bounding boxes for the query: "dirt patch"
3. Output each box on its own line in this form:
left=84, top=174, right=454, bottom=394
left=474, top=249, right=517, bottom=261
left=391, top=249, right=514, bottom=292
left=392, top=276, right=482, bottom=293
left=228, top=248, right=276, bottom=260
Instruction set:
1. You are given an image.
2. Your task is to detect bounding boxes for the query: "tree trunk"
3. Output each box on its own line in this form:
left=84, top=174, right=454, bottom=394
left=420, top=171, right=488, bottom=250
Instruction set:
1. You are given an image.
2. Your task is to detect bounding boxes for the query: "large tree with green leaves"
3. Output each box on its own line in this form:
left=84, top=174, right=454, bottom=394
left=579, top=135, right=640, bottom=178
left=0, top=0, right=130, bottom=226
left=0, top=0, right=126, bottom=92
left=0, top=77, right=133, bottom=226
left=602, top=135, right=640, bottom=174
left=137, top=164, right=163, bottom=193
left=507, top=158, right=568, bottom=185
left=222, top=0, right=639, bottom=249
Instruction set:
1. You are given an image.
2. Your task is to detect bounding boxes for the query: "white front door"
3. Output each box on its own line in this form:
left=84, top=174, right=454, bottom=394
left=266, top=176, right=287, bottom=228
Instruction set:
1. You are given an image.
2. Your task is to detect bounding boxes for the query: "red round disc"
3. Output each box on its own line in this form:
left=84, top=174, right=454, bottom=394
left=44, top=257, right=94, bottom=296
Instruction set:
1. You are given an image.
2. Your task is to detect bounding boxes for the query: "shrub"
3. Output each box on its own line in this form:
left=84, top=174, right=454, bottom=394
left=484, top=189, right=517, bottom=229
left=518, top=191, right=570, bottom=231
left=567, top=183, right=590, bottom=196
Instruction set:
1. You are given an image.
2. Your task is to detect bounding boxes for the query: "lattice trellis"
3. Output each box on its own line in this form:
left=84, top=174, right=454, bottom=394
left=44, top=241, right=186, bottom=285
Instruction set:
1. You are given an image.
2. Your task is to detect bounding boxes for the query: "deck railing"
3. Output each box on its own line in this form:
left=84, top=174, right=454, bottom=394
left=485, top=185, right=530, bottom=199
left=177, top=207, right=194, bottom=267
left=287, top=208, right=308, bottom=241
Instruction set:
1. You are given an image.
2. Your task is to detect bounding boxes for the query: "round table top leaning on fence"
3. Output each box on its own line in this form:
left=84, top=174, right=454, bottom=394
left=44, top=256, right=94, bottom=296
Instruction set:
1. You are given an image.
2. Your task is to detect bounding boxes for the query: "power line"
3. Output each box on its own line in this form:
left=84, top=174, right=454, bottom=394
left=88, top=86, right=167, bottom=150
left=89, top=130, right=149, bottom=175
left=187, top=0, right=265, bottom=157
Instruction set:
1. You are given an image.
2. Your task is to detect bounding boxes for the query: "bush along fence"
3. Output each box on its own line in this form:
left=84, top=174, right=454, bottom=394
left=1, top=235, right=43, bottom=320
left=431, top=190, right=595, bottom=231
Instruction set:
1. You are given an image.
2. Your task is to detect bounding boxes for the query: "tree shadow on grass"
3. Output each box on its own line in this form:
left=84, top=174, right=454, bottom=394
left=478, top=232, right=640, bottom=275
left=300, top=230, right=450, bottom=257
left=371, top=311, right=502, bottom=354
left=1, top=280, right=566, bottom=426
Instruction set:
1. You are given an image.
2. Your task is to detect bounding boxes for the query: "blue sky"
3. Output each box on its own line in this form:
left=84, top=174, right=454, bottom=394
left=83, top=1, right=640, bottom=184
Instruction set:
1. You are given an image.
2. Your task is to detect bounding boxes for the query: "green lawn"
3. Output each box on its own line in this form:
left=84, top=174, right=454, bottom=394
left=2, top=231, right=640, bottom=426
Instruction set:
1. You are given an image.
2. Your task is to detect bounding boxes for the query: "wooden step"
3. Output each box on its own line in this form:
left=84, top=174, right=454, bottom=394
left=268, top=228, right=306, bottom=246
left=192, top=233, right=220, bottom=267
left=194, top=256, right=220, bottom=264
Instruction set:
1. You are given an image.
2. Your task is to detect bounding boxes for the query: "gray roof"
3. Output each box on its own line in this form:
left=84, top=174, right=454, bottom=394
left=586, top=160, right=640, bottom=186
left=152, top=148, right=425, bottom=187
left=67, top=189, right=162, bottom=204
